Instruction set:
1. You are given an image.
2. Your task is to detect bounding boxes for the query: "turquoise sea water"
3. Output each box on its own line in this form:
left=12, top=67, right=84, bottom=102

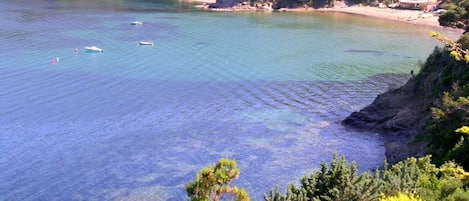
left=0, top=0, right=462, bottom=200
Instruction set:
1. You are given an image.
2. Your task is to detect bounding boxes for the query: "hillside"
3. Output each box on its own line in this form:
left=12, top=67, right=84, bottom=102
left=343, top=34, right=469, bottom=166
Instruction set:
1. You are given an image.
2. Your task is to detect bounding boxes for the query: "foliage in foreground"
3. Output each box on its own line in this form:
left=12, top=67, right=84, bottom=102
left=426, top=92, right=469, bottom=168
left=423, top=32, right=469, bottom=169
left=264, top=155, right=469, bottom=201
left=186, top=158, right=250, bottom=201
left=265, top=154, right=382, bottom=201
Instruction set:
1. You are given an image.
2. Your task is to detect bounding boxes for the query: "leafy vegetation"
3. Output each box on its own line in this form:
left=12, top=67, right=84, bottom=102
left=438, top=0, right=469, bottom=29
left=186, top=158, right=250, bottom=201
left=263, top=155, right=469, bottom=201
left=420, top=32, right=469, bottom=169
left=265, top=154, right=382, bottom=201
left=425, top=93, right=469, bottom=168
left=186, top=155, right=469, bottom=201
left=379, top=192, right=423, bottom=201
left=431, top=31, right=469, bottom=62
left=265, top=0, right=335, bottom=9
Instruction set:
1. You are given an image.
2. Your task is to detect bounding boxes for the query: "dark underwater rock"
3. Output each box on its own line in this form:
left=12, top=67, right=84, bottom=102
left=209, top=0, right=244, bottom=8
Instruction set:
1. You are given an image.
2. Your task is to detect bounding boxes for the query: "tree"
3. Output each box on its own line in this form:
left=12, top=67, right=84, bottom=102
left=438, top=0, right=469, bottom=29
left=264, top=154, right=382, bottom=201
left=186, top=158, right=250, bottom=201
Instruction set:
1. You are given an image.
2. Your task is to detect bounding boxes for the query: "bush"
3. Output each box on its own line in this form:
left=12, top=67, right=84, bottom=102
left=457, top=34, right=469, bottom=49
left=264, top=155, right=469, bottom=201
left=265, top=154, right=383, bottom=201
left=438, top=0, right=469, bottom=29
left=440, top=10, right=459, bottom=26
left=379, top=192, right=423, bottom=201
left=186, top=158, right=250, bottom=201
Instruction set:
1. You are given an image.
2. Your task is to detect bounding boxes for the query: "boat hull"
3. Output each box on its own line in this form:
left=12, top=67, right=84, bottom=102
left=85, top=46, right=104, bottom=52
left=139, top=41, right=153, bottom=45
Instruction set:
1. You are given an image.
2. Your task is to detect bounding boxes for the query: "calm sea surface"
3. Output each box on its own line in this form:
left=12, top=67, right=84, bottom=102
left=0, top=0, right=461, bottom=200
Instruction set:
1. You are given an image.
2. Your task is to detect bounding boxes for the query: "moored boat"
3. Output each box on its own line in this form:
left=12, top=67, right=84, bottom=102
left=85, top=46, right=104, bottom=52
left=131, top=21, right=143, bottom=25
left=139, top=41, right=154, bottom=45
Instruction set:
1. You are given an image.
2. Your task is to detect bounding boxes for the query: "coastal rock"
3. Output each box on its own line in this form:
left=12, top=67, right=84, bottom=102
left=342, top=45, right=469, bottom=165
left=342, top=76, right=432, bottom=164
left=343, top=91, right=428, bottom=133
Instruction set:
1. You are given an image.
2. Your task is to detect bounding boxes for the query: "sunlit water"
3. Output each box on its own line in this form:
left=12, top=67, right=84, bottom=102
left=0, top=0, right=461, bottom=200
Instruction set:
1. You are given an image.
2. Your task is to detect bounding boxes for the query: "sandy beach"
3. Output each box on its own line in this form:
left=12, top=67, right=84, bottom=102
left=318, top=6, right=443, bottom=28
left=277, top=5, right=447, bottom=28
left=190, top=0, right=464, bottom=30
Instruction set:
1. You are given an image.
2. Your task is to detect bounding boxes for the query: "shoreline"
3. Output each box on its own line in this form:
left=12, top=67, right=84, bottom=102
left=316, top=6, right=448, bottom=29
left=193, top=0, right=463, bottom=31
left=283, top=6, right=452, bottom=30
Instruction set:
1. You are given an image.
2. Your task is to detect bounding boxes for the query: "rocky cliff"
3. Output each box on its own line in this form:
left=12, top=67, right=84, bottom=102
left=342, top=46, right=463, bottom=164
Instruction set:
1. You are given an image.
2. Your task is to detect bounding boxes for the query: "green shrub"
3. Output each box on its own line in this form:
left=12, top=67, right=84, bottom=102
left=264, top=154, right=382, bottom=201
left=440, top=10, right=458, bottom=26
left=187, top=158, right=250, bottom=201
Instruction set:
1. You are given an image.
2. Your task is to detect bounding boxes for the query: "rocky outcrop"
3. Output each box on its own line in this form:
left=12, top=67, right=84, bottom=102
left=342, top=46, right=467, bottom=165
left=342, top=51, right=448, bottom=164
left=343, top=87, right=429, bottom=134
left=342, top=82, right=431, bottom=164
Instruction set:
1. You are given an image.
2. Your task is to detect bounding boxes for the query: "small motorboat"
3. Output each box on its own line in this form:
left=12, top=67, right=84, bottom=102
left=139, top=40, right=154, bottom=45
left=85, top=46, right=104, bottom=52
left=131, top=21, right=143, bottom=25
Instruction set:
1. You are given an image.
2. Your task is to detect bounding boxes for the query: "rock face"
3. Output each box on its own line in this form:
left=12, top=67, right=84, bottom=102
left=342, top=76, right=432, bottom=164
left=342, top=46, right=468, bottom=165
left=343, top=90, right=427, bottom=133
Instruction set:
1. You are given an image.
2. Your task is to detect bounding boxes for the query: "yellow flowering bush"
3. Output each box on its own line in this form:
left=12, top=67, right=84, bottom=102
left=431, top=31, right=469, bottom=63
left=379, top=192, right=423, bottom=201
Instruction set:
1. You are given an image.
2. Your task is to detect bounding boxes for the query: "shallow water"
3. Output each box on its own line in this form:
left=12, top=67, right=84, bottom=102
left=0, top=0, right=461, bottom=200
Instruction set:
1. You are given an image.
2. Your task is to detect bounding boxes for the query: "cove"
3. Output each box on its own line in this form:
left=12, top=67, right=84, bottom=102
left=0, top=0, right=461, bottom=200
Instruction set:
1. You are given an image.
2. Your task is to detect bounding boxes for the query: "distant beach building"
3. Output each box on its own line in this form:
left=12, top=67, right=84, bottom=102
left=398, top=0, right=437, bottom=11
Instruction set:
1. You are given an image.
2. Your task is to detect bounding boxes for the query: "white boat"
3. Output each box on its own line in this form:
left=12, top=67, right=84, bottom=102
left=139, top=41, right=154, bottom=45
left=85, top=46, right=104, bottom=52
left=131, top=21, right=143, bottom=25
